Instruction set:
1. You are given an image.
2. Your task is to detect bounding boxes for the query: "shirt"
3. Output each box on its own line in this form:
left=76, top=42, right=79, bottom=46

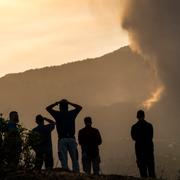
left=48, top=109, right=80, bottom=139
left=78, top=126, right=102, bottom=157
left=32, top=123, right=55, bottom=153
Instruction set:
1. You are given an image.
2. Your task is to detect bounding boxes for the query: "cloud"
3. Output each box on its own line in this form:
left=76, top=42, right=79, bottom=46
left=122, top=0, right=180, bottom=94
left=143, top=86, right=164, bottom=110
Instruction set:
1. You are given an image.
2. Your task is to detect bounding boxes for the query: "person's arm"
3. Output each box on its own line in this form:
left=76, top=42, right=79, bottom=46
left=46, top=101, right=59, bottom=114
left=44, top=117, right=55, bottom=124
left=78, top=130, right=82, bottom=145
left=67, top=100, right=82, bottom=112
left=44, top=117, right=55, bottom=132
left=96, top=129, right=102, bottom=145
left=131, top=126, right=136, bottom=141
left=149, top=124, right=153, bottom=140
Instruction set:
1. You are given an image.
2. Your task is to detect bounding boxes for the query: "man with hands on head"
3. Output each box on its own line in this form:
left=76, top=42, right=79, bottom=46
left=46, top=99, right=82, bottom=172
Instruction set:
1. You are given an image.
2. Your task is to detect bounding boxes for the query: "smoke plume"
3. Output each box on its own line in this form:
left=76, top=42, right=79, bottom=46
left=122, top=0, right=180, bottom=136
left=143, top=86, right=164, bottom=110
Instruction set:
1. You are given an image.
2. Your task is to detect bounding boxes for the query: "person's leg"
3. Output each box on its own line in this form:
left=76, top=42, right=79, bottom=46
left=0, top=140, right=3, bottom=166
left=35, top=151, right=44, bottom=170
left=6, top=145, right=21, bottom=170
left=0, top=148, right=3, bottom=166
left=8, top=152, right=20, bottom=170
left=58, top=138, right=68, bottom=169
left=136, top=149, right=148, bottom=178
left=92, top=155, right=100, bottom=175
left=68, top=138, right=79, bottom=172
left=82, top=152, right=91, bottom=174
left=137, top=159, right=148, bottom=178
left=45, top=151, right=54, bottom=169
left=147, top=153, right=156, bottom=178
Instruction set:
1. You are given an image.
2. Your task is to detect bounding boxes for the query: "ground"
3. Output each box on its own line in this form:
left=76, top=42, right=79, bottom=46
left=0, top=168, right=160, bottom=180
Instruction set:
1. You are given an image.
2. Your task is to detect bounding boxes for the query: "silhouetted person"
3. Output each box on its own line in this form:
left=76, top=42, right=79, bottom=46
left=131, top=110, right=156, bottom=178
left=46, top=99, right=82, bottom=172
left=32, top=115, right=55, bottom=170
left=3, top=111, right=22, bottom=170
left=0, top=113, right=6, bottom=166
left=78, top=117, right=102, bottom=175
left=0, top=113, right=4, bottom=145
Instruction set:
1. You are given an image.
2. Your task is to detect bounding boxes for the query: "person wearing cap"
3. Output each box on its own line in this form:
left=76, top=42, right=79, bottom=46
left=131, top=110, right=156, bottom=178
left=31, top=115, right=55, bottom=170
left=78, top=117, right=102, bottom=175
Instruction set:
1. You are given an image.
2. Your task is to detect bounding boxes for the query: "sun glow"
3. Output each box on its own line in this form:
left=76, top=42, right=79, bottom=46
left=0, top=0, right=128, bottom=77
left=0, top=0, right=23, bottom=7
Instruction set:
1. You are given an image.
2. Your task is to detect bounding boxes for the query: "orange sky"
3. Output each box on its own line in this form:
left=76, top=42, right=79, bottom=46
left=0, top=0, right=128, bottom=77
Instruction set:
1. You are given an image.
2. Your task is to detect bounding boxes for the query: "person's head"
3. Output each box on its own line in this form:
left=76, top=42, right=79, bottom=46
left=136, top=110, right=145, bottom=120
left=35, top=114, right=44, bottom=125
left=59, top=99, right=68, bottom=112
left=84, top=116, right=92, bottom=127
left=9, top=111, right=19, bottom=123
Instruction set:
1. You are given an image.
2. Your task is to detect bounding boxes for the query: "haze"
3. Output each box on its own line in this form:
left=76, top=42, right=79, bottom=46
left=1, top=0, right=180, bottom=178
left=0, top=0, right=128, bottom=77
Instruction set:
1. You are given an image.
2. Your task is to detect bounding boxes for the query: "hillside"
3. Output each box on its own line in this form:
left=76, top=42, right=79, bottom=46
left=0, top=46, right=158, bottom=126
left=0, top=46, right=178, bottom=178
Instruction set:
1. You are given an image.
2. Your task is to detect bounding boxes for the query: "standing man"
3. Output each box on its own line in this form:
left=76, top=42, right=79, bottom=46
left=0, top=113, right=6, bottom=167
left=31, top=115, right=55, bottom=170
left=131, top=110, right=156, bottom=178
left=46, top=99, right=82, bottom=172
left=0, top=113, right=6, bottom=147
left=4, top=111, right=22, bottom=169
left=78, top=117, right=102, bottom=175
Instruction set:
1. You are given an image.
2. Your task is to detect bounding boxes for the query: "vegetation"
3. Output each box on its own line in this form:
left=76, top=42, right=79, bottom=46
left=0, top=114, right=36, bottom=173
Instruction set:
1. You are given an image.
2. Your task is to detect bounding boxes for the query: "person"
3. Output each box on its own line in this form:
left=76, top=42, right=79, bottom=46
left=0, top=113, right=6, bottom=167
left=131, top=110, right=156, bottom=178
left=78, top=117, right=102, bottom=175
left=46, top=99, right=82, bottom=172
left=0, top=113, right=5, bottom=144
left=31, top=115, right=55, bottom=170
left=3, top=111, right=22, bottom=169
left=0, top=113, right=6, bottom=147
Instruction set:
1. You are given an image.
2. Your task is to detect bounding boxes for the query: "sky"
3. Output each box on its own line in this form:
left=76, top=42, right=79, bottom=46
left=0, top=0, right=128, bottom=77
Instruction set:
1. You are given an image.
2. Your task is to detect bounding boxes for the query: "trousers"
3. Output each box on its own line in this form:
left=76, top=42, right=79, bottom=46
left=58, top=138, right=79, bottom=172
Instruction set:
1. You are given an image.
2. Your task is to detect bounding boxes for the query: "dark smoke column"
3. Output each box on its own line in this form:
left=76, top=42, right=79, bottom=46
left=122, top=0, right=180, bottom=137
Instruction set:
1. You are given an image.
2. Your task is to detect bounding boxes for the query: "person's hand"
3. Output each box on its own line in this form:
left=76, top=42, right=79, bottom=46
left=55, top=101, right=60, bottom=105
left=60, top=99, right=68, bottom=103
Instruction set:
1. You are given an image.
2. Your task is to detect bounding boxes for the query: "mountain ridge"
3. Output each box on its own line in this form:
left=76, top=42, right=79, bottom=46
left=0, top=46, right=165, bottom=177
left=1, top=46, right=129, bottom=79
